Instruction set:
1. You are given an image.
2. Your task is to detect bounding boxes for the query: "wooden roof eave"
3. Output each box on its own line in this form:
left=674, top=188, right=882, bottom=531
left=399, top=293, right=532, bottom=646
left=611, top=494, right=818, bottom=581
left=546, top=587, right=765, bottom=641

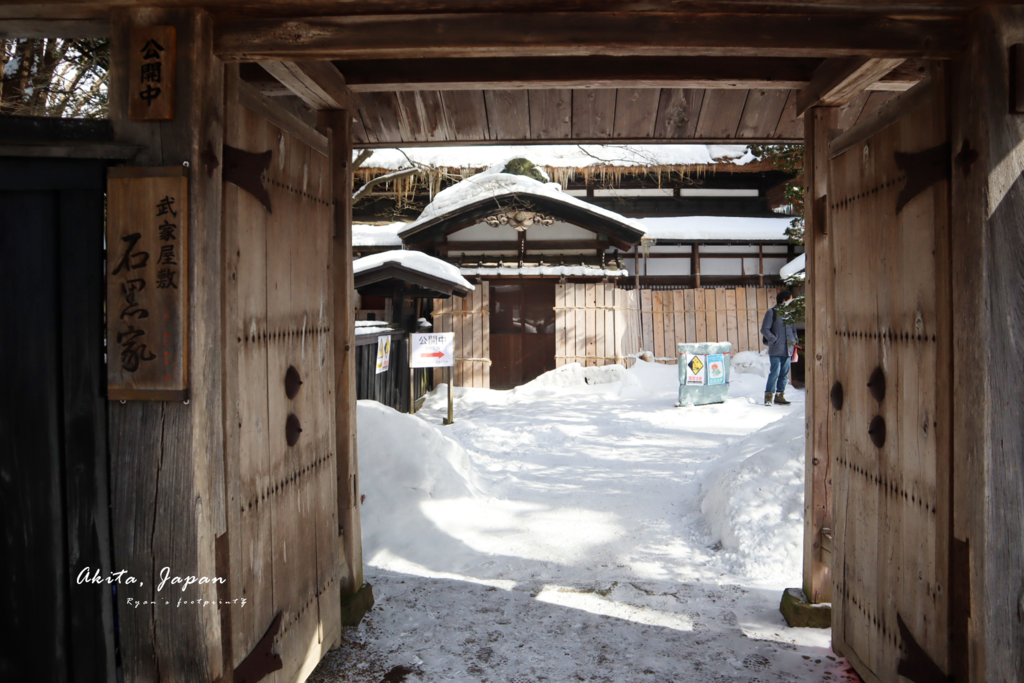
left=354, top=261, right=471, bottom=297
left=397, top=193, right=646, bottom=246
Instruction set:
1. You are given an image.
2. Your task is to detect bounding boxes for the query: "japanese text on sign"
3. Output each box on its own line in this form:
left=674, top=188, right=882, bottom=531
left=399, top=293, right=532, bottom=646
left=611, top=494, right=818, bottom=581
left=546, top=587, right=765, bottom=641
left=107, top=167, right=188, bottom=401
left=129, top=26, right=176, bottom=121
left=410, top=333, right=454, bottom=368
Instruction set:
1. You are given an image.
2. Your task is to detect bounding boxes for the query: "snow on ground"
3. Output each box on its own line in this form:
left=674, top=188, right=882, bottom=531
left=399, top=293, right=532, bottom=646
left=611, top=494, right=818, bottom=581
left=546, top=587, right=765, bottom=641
left=312, top=359, right=852, bottom=683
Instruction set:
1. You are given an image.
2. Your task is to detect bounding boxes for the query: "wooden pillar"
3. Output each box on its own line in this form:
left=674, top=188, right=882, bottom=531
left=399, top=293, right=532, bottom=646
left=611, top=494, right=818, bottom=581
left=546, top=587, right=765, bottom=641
left=802, top=105, right=837, bottom=605
left=320, top=109, right=364, bottom=596
left=951, top=7, right=1024, bottom=681
left=108, top=7, right=225, bottom=681
left=693, top=243, right=701, bottom=288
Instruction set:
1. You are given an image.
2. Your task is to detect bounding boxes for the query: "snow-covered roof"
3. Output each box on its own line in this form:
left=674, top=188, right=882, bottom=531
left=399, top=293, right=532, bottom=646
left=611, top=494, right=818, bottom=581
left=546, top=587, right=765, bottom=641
left=400, top=164, right=646, bottom=239
left=637, top=216, right=793, bottom=242
left=780, top=253, right=806, bottom=280
left=458, top=264, right=628, bottom=278
left=356, top=144, right=755, bottom=172
left=354, top=222, right=406, bottom=248
left=355, top=320, right=395, bottom=336
left=354, top=250, right=475, bottom=292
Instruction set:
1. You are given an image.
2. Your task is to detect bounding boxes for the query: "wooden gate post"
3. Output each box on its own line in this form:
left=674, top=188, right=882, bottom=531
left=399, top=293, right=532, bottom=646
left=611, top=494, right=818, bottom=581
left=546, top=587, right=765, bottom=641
left=951, top=7, right=1024, bottom=681
left=108, top=7, right=226, bottom=681
left=803, top=105, right=837, bottom=606
left=321, top=109, right=365, bottom=598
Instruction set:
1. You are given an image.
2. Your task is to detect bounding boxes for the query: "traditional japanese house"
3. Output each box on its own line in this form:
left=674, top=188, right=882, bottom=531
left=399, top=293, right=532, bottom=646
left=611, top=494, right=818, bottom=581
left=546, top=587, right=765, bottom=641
left=353, top=150, right=798, bottom=389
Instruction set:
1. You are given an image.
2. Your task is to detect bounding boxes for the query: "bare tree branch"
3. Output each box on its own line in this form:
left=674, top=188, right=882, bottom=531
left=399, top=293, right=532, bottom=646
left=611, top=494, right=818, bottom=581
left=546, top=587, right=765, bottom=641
left=352, top=166, right=422, bottom=203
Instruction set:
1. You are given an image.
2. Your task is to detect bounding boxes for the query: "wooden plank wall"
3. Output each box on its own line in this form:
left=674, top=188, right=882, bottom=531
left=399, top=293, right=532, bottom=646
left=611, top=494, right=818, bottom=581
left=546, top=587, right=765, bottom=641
left=432, top=282, right=490, bottom=388
left=557, top=284, right=778, bottom=366
left=222, top=69, right=341, bottom=682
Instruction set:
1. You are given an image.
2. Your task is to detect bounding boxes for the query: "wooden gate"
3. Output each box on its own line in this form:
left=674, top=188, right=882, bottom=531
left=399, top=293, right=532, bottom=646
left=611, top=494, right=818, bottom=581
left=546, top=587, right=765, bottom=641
left=222, top=73, right=341, bottom=680
left=827, top=76, right=952, bottom=681
left=433, top=282, right=490, bottom=389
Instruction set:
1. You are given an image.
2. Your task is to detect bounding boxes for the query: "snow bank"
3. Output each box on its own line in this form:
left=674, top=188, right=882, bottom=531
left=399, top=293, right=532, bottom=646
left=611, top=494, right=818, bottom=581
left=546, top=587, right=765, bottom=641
left=353, top=250, right=474, bottom=291
left=638, top=215, right=792, bottom=242
left=700, top=416, right=805, bottom=586
left=730, top=350, right=771, bottom=377
left=357, top=401, right=483, bottom=560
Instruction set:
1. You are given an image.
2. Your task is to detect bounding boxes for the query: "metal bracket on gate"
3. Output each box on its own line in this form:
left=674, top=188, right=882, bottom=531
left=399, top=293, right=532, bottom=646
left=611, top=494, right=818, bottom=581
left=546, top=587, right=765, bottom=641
left=896, top=613, right=951, bottom=683
left=234, top=612, right=283, bottom=683
left=894, top=142, right=951, bottom=214
left=223, top=144, right=273, bottom=212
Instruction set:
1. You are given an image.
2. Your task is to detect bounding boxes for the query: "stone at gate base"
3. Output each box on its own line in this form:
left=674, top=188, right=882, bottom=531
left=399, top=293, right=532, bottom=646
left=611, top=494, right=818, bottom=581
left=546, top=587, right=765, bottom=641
left=340, top=583, right=375, bottom=627
left=779, top=587, right=831, bottom=629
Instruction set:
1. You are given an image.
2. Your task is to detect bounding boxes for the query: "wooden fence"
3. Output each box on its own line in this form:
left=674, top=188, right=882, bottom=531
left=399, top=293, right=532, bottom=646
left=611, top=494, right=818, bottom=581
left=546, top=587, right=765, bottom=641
left=557, top=284, right=780, bottom=366
left=355, top=330, right=432, bottom=413
left=433, top=282, right=490, bottom=388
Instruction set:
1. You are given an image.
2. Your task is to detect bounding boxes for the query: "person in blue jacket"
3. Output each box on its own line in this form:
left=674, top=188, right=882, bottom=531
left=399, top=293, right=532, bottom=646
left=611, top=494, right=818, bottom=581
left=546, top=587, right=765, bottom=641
left=760, top=289, right=799, bottom=406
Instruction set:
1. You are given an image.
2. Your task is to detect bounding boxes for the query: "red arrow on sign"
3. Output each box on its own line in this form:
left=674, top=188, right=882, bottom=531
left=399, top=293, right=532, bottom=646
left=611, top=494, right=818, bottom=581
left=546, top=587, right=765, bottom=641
left=422, top=352, right=445, bottom=358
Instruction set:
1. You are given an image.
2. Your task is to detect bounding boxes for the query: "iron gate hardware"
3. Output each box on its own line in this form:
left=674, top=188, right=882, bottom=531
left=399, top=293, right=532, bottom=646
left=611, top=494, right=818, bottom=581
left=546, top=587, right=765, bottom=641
left=285, top=365, right=303, bottom=399
left=285, top=413, right=302, bottom=446
left=223, top=144, right=273, bottom=212
left=831, top=381, right=844, bottom=410
left=869, top=415, right=887, bottom=448
left=868, top=366, right=887, bottom=403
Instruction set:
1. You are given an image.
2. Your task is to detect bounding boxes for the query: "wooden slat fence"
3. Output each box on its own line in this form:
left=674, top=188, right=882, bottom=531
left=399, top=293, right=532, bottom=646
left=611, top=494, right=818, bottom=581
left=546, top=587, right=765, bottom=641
left=433, top=282, right=490, bottom=388
left=555, top=282, right=640, bottom=367
left=558, top=284, right=779, bottom=366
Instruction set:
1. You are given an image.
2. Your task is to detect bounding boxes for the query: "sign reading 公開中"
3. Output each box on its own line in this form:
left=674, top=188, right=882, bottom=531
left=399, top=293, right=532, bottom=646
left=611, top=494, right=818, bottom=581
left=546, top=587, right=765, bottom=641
left=106, top=167, right=188, bottom=401
left=410, top=333, right=455, bottom=368
left=129, top=25, right=176, bottom=121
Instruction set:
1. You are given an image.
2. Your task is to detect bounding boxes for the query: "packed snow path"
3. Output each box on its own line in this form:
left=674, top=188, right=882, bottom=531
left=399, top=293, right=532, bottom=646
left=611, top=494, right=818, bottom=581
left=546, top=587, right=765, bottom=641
left=311, top=359, right=853, bottom=683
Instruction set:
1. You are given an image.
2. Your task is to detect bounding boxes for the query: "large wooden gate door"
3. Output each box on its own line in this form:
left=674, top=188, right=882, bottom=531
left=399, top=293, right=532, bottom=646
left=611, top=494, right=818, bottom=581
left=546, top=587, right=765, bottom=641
left=828, top=77, right=952, bottom=681
left=222, top=71, right=341, bottom=681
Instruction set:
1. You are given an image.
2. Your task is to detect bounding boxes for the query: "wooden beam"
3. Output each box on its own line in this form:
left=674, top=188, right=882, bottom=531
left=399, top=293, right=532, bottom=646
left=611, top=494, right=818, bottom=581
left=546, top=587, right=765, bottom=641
left=352, top=135, right=805, bottom=148
left=0, top=19, right=108, bottom=38
left=259, top=60, right=358, bottom=110
left=319, top=109, right=364, bottom=597
left=337, top=56, right=822, bottom=91
left=215, top=12, right=966, bottom=61
left=802, top=105, right=837, bottom=606
left=108, top=7, right=227, bottom=680
left=333, top=56, right=927, bottom=92
left=797, top=56, right=906, bottom=116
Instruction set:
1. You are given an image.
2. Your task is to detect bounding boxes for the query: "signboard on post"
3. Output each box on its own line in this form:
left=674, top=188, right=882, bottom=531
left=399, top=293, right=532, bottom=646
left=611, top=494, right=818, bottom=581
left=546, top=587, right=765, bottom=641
left=375, top=335, right=392, bottom=374
left=129, top=25, right=176, bottom=121
left=106, top=166, right=188, bottom=401
left=410, top=333, right=454, bottom=368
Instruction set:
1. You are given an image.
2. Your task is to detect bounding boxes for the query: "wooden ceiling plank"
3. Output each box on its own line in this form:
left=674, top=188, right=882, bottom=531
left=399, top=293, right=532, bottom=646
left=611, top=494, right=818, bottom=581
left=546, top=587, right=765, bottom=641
left=796, top=55, right=905, bottom=115
left=572, top=89, right=617, bottom=139
left=0, top=19, right=108, bottom=39
left=336, top=56, right=821, bottom=91
left=483, top=90, right=530, bottom=141
left=395, top=91, right=429, bottom=142
left=529, top=89, right=572, bottom=140
left=694, top=89, right=749, bottom=139
left=653, top=88, right=705, bottom=140
left=357, top=91, right=403, bottom=144
left=216, top=12, right=966, bottom=61
left=771, top=90, right=805, bottom=139
left=440, top=90, right=490, bottom=141
left=613, top=88, right=661, bottom=139
left=258, top=60, right=358, bottom=110
left=735, top=88, right=791, bottom=138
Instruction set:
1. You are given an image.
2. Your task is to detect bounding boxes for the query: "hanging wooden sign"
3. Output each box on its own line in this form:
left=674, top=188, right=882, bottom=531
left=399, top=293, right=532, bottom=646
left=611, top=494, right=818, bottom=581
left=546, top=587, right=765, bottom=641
left=107, top=167, right=188, bottom=401
left=128, top=25, right=176, bottom=121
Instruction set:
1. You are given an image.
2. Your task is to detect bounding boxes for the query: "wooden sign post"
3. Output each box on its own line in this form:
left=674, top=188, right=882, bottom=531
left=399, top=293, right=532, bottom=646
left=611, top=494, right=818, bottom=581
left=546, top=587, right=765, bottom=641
left=128, top=25, right=176, bottom=121
left=107, top=166, right=189, bottom=401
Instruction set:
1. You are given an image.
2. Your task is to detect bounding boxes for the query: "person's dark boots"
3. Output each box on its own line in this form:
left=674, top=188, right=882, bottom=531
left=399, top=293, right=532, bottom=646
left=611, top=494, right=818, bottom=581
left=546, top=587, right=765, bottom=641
left=764, top=392, right=775, bottom=406
left=774, top=392, right=791, bottom=405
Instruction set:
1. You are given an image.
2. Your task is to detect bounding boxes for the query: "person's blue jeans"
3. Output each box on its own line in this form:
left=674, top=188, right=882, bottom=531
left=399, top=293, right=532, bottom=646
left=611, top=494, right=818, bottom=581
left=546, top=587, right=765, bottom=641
left=766, top=354, right=791, bottom=394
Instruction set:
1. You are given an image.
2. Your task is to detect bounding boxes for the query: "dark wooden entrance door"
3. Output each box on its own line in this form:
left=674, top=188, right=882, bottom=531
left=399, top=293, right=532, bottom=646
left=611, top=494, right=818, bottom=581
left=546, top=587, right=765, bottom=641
left=0, top=158, right=116, bottom=682
left=489, top=281, right=557, bottom=389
